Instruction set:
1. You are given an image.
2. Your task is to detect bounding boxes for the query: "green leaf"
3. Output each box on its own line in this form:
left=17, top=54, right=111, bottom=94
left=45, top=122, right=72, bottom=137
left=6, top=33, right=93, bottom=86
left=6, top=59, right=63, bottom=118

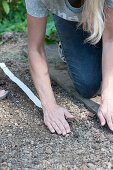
left=2, top=0, right=10, bottom=14
left=0, top=41, right=3, bottom=45
left=20, top=55, right=28, bottom=62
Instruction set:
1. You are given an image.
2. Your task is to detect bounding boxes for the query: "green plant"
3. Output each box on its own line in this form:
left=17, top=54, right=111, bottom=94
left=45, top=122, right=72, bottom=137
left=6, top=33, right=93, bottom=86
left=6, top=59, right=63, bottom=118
left=20, top=55, right=28, bottom=62
left=1, top=0, right=10, bottom=15
left=0, top=0, right=27, bottom=32
left=0, top=1, right=59, bottom=44
left=45, top=12, right=59, bottom=44
left=0, top=41, right=3, bottom=45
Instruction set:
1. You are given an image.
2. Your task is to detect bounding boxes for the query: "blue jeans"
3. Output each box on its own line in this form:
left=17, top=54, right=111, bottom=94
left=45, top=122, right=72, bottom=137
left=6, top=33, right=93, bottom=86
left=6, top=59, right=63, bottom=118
left=53, top=14, right=102, bottom=99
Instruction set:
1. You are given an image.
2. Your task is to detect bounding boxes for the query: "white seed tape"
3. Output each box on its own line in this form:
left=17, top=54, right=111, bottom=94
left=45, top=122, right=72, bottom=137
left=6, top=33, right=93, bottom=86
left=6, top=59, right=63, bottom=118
left=0, top=63, right=42, bottom=108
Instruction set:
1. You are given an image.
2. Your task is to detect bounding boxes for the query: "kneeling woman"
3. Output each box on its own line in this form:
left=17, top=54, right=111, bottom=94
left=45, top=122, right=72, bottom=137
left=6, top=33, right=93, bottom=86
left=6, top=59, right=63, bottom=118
left=25, top=0, right=113, bottom=135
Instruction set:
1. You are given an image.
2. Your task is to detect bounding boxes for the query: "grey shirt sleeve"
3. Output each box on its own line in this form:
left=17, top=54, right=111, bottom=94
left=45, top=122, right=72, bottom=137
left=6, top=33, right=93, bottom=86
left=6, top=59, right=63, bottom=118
left=25, top=0, right=49, bottom=17
left=105, top=0, right=113, bottom=8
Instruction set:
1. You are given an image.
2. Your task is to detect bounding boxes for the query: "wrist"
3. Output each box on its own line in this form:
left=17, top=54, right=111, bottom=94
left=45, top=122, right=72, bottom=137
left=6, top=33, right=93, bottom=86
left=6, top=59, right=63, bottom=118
left=41, top=98, right=57, bottom=110
left=101, top=80, right=113, bottom=99
left=101, top=89, right=113, bottom=100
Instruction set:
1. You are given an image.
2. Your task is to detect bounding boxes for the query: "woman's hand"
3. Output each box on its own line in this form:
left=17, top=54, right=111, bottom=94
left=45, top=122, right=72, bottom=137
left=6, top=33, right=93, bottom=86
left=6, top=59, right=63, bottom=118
left=99, top=4, right=113, bottom=131
left=98, top=98, right=113, bottom=131
left=43, top=103, right=75, bottom=136
left=27, top=14, right=75, bottom=135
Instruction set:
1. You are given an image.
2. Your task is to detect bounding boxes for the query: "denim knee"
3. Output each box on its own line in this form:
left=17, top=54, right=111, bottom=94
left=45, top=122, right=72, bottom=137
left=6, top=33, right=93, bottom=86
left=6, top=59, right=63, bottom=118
left=73, top=80, right=101, bottom=99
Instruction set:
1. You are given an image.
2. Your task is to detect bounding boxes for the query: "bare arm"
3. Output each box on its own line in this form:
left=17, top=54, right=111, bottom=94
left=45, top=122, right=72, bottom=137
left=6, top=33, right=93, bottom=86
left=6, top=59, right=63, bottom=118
left=27, top=14, right=56, bottom=108
left=101, top=7, right=113, bottom=98
left=98, top=7, right=113, bottom=131
left=27, top=13, right=75, bottom=135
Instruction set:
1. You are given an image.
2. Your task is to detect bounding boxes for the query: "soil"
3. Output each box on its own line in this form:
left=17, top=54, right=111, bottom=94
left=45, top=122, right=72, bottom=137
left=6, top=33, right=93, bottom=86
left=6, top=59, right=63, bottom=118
left=0, top=33, right=113, bottom=170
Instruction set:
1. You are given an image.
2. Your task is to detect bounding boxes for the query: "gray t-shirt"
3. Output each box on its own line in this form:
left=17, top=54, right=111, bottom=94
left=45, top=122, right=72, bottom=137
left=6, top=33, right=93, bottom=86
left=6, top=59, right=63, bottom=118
left=25, top=0, right=113, bottom=22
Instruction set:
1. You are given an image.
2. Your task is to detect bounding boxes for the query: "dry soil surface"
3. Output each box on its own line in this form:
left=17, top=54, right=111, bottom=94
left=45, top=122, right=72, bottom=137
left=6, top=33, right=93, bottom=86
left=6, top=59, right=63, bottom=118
left=0, top=33, right=113, bottom=170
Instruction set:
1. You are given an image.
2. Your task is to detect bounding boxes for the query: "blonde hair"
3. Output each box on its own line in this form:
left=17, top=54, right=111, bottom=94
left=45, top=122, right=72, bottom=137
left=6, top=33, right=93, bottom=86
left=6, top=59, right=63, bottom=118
left=79, top=0, right=105, bottom=44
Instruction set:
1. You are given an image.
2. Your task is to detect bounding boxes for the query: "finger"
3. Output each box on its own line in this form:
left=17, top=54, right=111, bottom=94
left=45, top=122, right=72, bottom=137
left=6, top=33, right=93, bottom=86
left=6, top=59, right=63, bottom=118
left=98, top=110, right=106, bottom=126
left=55, top=119, right=67, bottom=136
left=112, top=115, right=113, bottom=123
left=51, top=121, right=62, bottom=135
left=59, top=117, right=70, bottom=134
left=105, top=115, right=113, bottom=131
left=64, top=110, right=75, bottom=119
left=47, top=122, right=55, bottom=133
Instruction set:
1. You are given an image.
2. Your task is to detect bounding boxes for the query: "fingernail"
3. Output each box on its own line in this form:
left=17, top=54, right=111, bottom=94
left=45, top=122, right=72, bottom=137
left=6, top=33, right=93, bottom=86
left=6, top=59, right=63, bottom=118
left=71, top=116, right=75, bottom=118
left=52, top=130, right=55, bottom=133
left=63, top=132, right=66, bottom=136
left=101, top=122, right=104, bottom=126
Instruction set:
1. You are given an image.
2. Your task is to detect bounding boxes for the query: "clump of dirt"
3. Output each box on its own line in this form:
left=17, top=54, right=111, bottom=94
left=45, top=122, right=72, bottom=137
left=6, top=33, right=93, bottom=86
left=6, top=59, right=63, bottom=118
left=0, top=33, right=113, bottom=170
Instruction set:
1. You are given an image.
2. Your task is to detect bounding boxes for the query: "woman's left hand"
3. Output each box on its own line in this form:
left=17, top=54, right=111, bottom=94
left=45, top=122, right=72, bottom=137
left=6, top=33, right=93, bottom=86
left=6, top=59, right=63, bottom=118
left=98, top=98, right=113, bottom=131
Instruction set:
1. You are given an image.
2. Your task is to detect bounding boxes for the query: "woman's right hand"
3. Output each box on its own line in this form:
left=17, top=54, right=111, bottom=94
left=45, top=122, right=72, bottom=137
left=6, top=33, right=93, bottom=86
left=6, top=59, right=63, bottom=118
left=43, top=103, right=75, bottom=136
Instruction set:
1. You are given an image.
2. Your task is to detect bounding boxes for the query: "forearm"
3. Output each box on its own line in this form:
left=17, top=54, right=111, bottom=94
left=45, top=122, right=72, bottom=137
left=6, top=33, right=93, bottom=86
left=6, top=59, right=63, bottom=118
left=101, top=40, right=113, bottom=99
left=28, top=50, right=56, bottom=108
left=101, top=7, right=113, bottom=99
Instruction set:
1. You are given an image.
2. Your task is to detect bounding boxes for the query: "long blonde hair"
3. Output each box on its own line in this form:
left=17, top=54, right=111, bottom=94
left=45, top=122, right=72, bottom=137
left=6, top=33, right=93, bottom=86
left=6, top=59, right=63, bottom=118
left=79, top=0, right=105, bottom=44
